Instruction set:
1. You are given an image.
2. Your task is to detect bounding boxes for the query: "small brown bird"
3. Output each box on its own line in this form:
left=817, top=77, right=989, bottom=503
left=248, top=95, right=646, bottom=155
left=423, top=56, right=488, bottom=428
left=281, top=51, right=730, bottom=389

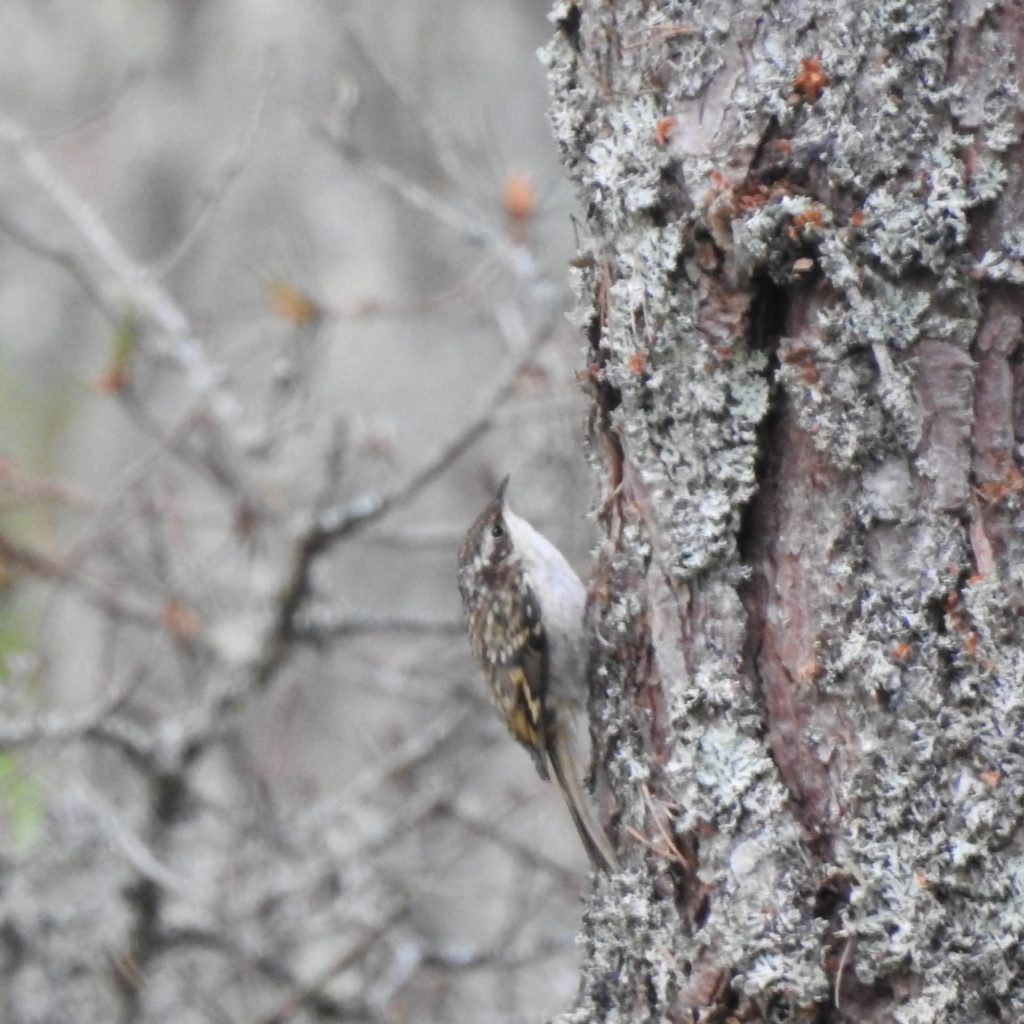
left=457, top=477, right=617, bottom=871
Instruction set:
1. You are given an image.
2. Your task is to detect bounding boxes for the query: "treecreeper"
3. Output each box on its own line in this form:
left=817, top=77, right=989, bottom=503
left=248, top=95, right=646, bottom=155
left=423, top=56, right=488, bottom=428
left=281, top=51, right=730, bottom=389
left=457, top=476, right=617, bottom=872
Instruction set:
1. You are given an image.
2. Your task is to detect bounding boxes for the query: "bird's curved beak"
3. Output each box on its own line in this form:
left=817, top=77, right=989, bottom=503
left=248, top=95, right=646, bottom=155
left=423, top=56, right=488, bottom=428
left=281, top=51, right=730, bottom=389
left=495, top=474, right=511, bottom=505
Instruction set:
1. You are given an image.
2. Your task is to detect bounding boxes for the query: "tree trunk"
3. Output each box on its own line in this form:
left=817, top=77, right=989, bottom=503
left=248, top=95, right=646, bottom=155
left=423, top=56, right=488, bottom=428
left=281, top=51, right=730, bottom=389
left=544, top=1, right=1024, bottom=1020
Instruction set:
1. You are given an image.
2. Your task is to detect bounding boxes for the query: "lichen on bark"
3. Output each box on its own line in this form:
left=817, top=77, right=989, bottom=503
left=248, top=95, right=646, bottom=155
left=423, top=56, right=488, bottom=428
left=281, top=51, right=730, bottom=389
left=544, top=0, right=1024, bottom=1019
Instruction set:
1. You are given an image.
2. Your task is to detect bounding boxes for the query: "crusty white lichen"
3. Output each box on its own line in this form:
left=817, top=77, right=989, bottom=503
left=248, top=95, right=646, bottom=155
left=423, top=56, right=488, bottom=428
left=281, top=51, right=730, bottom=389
left=546, top=0, right=1024, bottom=1019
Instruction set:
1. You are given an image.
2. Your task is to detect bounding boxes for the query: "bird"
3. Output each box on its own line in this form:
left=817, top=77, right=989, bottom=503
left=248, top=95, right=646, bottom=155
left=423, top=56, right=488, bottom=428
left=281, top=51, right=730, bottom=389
left=457, top=476, right=618, bottom=871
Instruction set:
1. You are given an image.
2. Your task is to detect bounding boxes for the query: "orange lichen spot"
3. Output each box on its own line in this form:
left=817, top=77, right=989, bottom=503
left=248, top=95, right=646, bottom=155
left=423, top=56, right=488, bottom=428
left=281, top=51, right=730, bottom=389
left=694, top=239, right=720, bottom=272
left=654, top=116, right=678, bottom=146
left=502, top=172, right=536, bottom=223
left=801, top=362, right=820, bottom=384
left=709, top=169, right=733, bottom=191
left=850, top=209, right=865, bottom=227
left=163, top=598, right=202, bottom=642
left=781, top=344, right=812, bottom=364
left=627, top=352, right=649, bottom=375
left=791, top=206, right=826, bottom=232
left=914, top=871, right=929, bottom=888
left=794, top=57, right=830, bottom=102
left=976, top=465, right=1024, bottom=506
left=268, top=281, right=322, bottom=326
left=796, top=658, right=819, bottom=685
left=737, top=183, right=771, bottom=211
left=981, top=769, right=1001, bottom=787
left=964, top=631, right=978, bottom=657
left=780, top=342, right=820, bottom=383
left=890, top=642, right=912, bottom=664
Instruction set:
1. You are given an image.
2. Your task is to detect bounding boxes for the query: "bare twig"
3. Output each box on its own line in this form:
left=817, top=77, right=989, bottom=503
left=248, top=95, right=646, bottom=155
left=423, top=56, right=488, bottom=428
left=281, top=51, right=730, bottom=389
left=317, top=708, right=473, bottom=810
left=294, top=609, right=464, bottom=643
left=314, top=314, right=557, bottom=546
left=0, top=530, right=166, bottom=633
left=173, top=315, right=557, bottom=759
left=440, top=802, right=582, bottom=889
left=157, top=923, right=382, bottom=1022
left=420, top=933, right=572, bottom=974
left=258, top=905, right=406, bottom=1024
left=0, top=117, right=244, bottom=440
left=78, top=785, right=202, bottom=905
left=0, top=458, right=89, bottom=508
left=316, top=116, right=536, bottom=282
left=151, top=73, right=268, bottom=280
left=0, top=677, right=146, bottom=755
left=0, top=210, right=118, bottom=321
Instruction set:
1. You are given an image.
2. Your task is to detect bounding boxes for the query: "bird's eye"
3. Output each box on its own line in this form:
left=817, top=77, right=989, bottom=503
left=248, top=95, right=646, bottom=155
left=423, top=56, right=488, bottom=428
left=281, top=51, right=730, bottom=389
left=490, top=523, right=504, bottom=539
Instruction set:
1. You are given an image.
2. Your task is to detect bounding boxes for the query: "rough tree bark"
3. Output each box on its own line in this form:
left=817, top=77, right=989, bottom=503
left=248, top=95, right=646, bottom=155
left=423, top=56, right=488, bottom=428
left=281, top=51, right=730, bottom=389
left=544, top=1, right=1024, bottom=1021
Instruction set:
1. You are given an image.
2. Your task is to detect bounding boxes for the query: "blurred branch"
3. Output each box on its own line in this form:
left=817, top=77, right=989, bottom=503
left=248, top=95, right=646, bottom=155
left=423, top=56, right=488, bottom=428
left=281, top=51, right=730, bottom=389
left=0, top=677, right=149, bottom=761
left=0, top=529, right=168, bottom=634
left=151, top=71, right=268, bottom=280
left=172, top=315, right=556, bottom=760
left=0, top=210, right=117, bottom=321
left=320, top=116, right=524, bottom=272
left=362, top=524, right=464, bottom=549
left=0, top=119, right=249, bottom=484
left=340, top=27, right=471, bottom=188
left=0, top=120, right=204, bottom=357
left=258, top=905, right=405, bottom=1024
left=0, top=457, right=89, bottom=509
left=158, top=921, right=390, bottom=1023
left=421, top=933, right=572, bottom=974
left=309, top=708, right=473, bottom=815
left=115, top=386, right=269, bottom=527
left=294, top=610, right=464, bottom=643
left=79, top=784, right=202, bottom=905
left=439, top=801, right=582, bottom=889
left=313, top=313, right=558, bottom=547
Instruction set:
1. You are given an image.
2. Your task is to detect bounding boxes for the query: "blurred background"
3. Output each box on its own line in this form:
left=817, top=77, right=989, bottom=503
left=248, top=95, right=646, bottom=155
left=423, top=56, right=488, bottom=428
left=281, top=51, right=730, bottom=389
left=0, top=2, right=596, bottom=1021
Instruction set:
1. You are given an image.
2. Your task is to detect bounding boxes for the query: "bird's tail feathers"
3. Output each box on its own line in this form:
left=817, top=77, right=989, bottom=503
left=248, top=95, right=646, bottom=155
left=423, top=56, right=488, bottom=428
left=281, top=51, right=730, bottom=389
left=547, top=722, right=618, bottom=872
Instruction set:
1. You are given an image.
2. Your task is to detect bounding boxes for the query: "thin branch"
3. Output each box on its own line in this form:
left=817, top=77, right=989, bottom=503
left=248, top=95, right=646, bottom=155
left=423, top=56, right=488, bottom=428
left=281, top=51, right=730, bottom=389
left=420, top=933, right=572, bottom=974
left=157, top=923, right=384, bottom=1022
left=313, top=314, right=557, bottom=548
left=0, top=677, right=146, bottom=755
left=0, top=530, right=166, bottom=633
left=439, top=801, right=582, bottom=889
left=0, top=457, right=89, bottom=509
left=313, top=708, right=473, bottom=812
left=294, top=610, right=464, bottom=643
left=340, top=27, right=472, bottom=189
left=173, top=316, right=557, bottom=760
left=362, top=524, right=465, bottom=549
left=257, top=905, right=404, bottom=1024
left=0, top=210, right=118, bottom=321
left=151, top=69, right=269, bottom=280
left=76, top=784, right=203, bottom=905
left=319, top=116, right=523, bottom=269
left=0, top=117, right=242, bottom=434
